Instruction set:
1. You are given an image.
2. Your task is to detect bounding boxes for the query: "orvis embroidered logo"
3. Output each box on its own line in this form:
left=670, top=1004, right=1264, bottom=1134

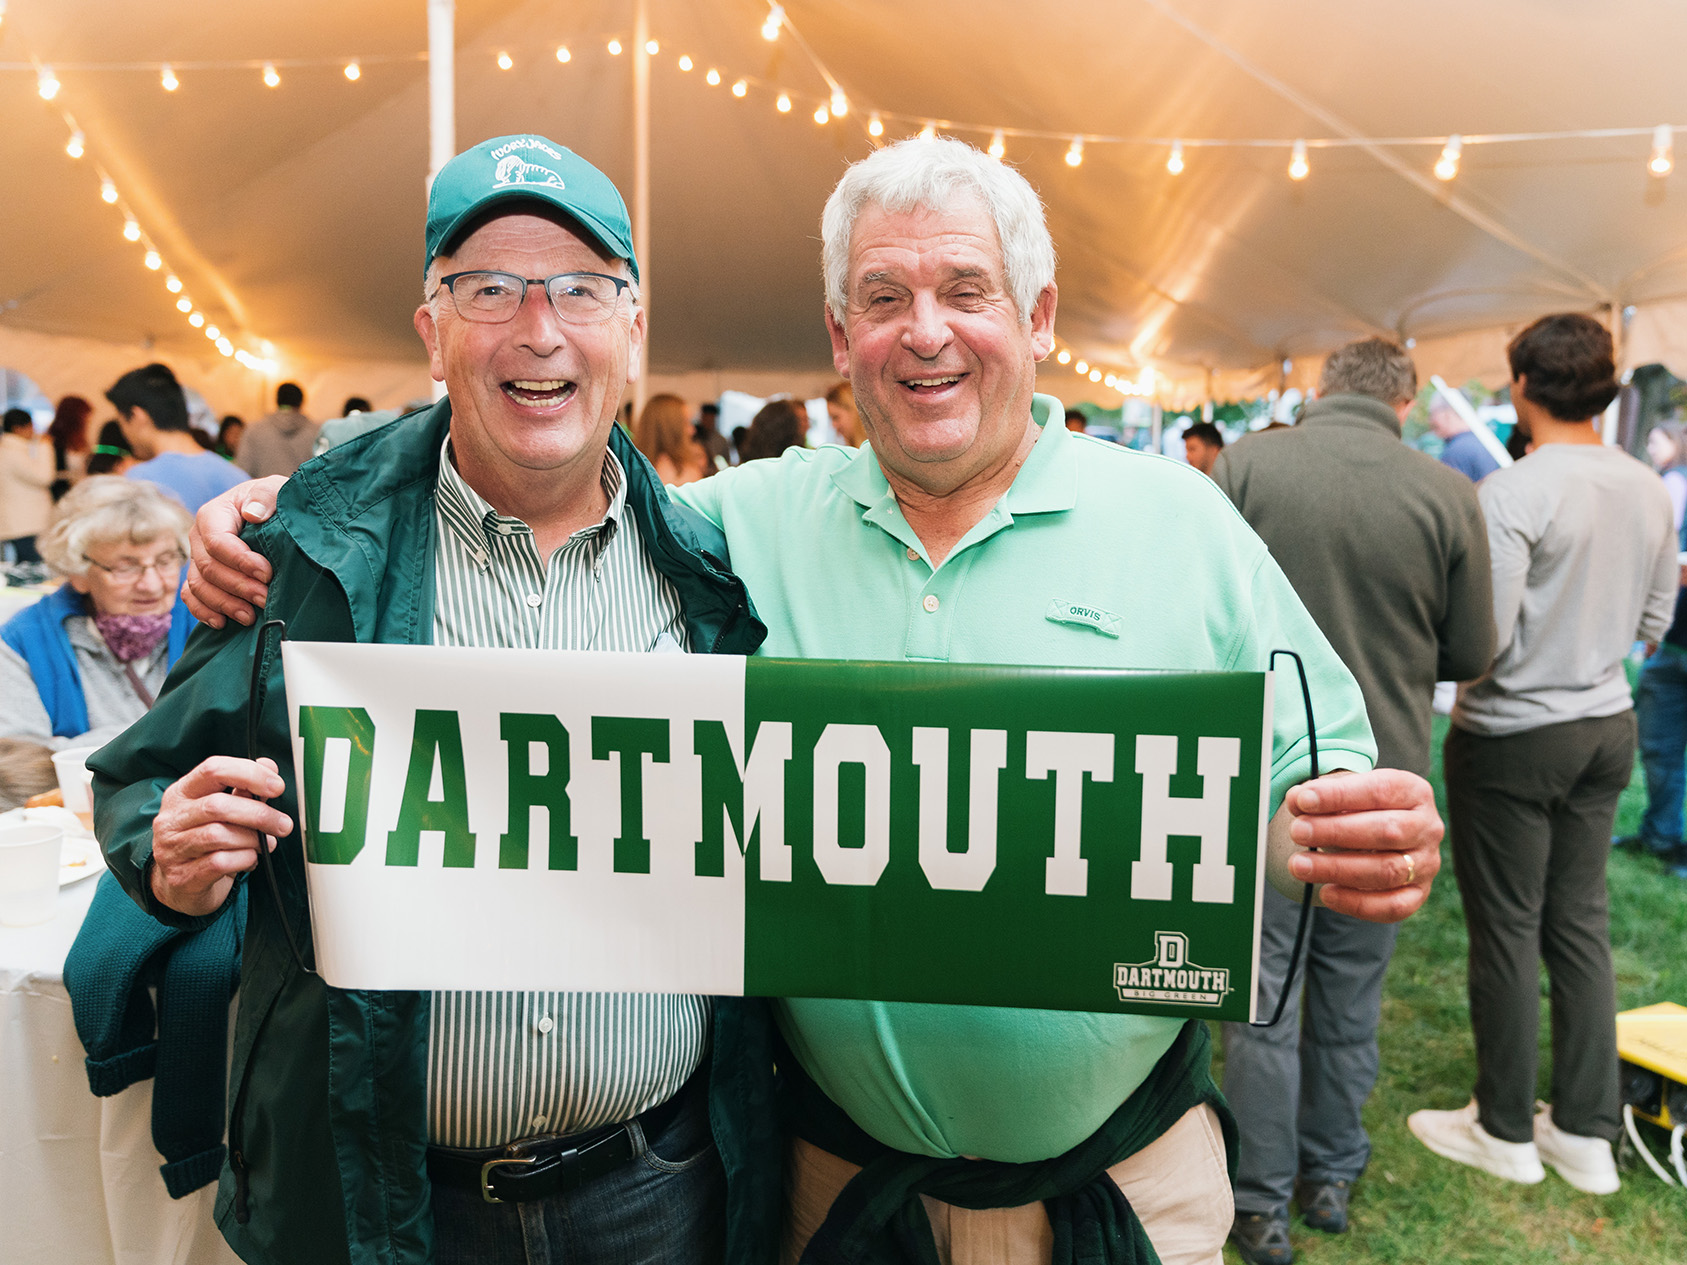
left=1046, top=599, right=1122, bottom=638
left=490, top=138, right=566, bottom=190
left=1113, top=931, right=1232, bottom=1007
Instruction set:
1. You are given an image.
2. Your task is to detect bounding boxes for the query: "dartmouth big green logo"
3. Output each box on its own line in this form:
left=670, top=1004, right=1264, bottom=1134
left=283, top=644, right=1274, bottom=1020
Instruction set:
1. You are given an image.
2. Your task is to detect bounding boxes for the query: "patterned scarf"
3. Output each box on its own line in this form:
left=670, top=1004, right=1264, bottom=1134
left=94, top=611, right=173, bottom=662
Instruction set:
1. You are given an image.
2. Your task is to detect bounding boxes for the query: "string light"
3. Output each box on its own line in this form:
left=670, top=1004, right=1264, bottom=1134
left=868, top=113, right=884, bottom=138
left=188, top=311, right=206, bottom=328
left=1065, top=137, right=1084, bottom=167
left=65, top=129, right=84, bottom=159
left=645, top=39, right=659, bottom=55
left=1650, top=124, right=1674, bottom=176
left=1288, top=138, right=1309, bottom=180
left=0, top=1, right=7, bottom=33
left=607, top=38, right=623, bottom=55
left=776, top=92, right=792, bottom=113
left=122, top=218, right=140, bottom=242
left=761, top=3, right=785, bottom=41
left=496, top=51, right=513, bottom=70
left=1075, top=360, right=1089, bottom=375
left=731, top=79, right=747, bottom=97
left=165, top=275, right=183, bottom=293
left=1166, top=139, right=1184, bottom=175
left=176, top=296, right=193, bottom=313
left=1088, top=368, right=1102, bottom=383
left=343, top=62, right=361, bottom=81
left=1434, top=134, right=1462, bottom=181
left=160, top=64, right=179, bottom=92
left=1056, top=349, right=1072, bottom=365
left=555, top=46, right=571, bottom=63
left=705, top=68, right=720, bottom=85
left=813, top=105, right=829, bottom=125
left=919, top=121, right=937, bottom=141
left=144, top=250, right=161, bottom=270
left=37, top=66, right=60, bottom=100
left=205, top=324, right=220, bottom=340
left=100, top=177, right=118, bottom=203
left=678, top=55, right=693, bottom=71
left=217, top=338, right=234, bottom=357
left=988, top=130, right=1005, bottom=159
left=262, top=63, right=280, bottom=87
left=1104, top=373, right=1118, bottom=389
left=830, top=90, right=848, bottom=119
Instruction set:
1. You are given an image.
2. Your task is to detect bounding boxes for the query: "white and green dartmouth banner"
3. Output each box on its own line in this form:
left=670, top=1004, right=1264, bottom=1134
left=281, top=644, right=1275, bottom=1022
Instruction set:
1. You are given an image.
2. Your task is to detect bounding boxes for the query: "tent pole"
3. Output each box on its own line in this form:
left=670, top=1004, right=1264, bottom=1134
left=427, top=0, right=455, bottom=403
left=632, top=0, right=651, bottom=419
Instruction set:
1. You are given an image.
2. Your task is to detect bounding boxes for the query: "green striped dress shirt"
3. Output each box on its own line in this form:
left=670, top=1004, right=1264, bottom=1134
left=426, top=437, right=706, bottom=1148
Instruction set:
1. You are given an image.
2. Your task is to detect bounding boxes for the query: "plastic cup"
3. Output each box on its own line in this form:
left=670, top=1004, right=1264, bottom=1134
left=0, top=822, right=64, bottom=926
left=51, top=746, right=99, bottom=833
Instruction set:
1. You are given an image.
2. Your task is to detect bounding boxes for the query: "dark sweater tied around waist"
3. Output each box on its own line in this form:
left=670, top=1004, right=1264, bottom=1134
left=784, top=1019, right=1236, bottom=1265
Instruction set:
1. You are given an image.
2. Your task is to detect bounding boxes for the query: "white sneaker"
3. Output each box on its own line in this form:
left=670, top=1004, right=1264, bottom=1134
left=1407, top=1100, right=1545, bottom=1183
left=1533, top=1103, right=1620, bottom=1194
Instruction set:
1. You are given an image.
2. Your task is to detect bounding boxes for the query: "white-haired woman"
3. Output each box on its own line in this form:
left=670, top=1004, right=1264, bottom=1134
left=0, top=476, right=193, bottom=746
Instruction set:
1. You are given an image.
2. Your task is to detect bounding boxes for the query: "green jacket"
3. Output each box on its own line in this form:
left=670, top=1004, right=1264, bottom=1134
left=91, top=401, right=769, bottom=1265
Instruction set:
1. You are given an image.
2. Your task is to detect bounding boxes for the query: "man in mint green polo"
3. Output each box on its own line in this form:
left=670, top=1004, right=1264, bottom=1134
left=186, top=136, right=1443, bottom=1265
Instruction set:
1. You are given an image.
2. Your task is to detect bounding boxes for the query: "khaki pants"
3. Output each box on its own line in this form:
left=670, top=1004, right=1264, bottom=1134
left=782, top=1103, right=1232, bottom=1265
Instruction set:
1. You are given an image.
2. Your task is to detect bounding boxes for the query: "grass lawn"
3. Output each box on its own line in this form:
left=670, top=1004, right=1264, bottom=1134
left=1217, top=711, right=1687, bottom=1264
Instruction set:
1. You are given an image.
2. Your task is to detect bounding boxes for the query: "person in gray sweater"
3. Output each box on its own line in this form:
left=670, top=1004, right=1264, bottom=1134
left=1409, top=313, right=1677, bottom=1197
left=1212, top=338, right=1495, bottom=1265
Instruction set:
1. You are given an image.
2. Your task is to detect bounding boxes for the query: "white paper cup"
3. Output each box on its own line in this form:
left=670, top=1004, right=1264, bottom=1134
left=51, top=745, right=100, bottom=831
left=0, top=822, right=65, bottom=926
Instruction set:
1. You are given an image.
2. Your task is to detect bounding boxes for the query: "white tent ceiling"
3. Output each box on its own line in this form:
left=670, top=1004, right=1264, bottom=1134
left=2, top=0, right=1686, bottom=416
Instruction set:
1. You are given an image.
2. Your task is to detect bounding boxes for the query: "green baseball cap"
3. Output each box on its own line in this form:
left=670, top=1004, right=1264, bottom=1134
left=424, top=135, right=638, bottom=282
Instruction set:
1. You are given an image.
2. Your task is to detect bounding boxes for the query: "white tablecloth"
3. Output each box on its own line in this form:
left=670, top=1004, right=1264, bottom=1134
left=0, top=878, right=240, bottom=1265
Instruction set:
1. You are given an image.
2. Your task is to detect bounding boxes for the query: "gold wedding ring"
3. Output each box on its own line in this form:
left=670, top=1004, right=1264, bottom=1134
left=1403, top=852, right=1416, bottom=886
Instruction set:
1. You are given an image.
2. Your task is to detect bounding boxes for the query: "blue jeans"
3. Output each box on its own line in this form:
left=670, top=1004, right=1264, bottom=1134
left=1637, top=643, right=1687, bottom=849
left=431, top=1087, right=724, bottom=1265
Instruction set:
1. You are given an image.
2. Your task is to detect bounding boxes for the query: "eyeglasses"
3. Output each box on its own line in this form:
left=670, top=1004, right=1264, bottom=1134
left=84, top=551, right=186, bottom=583
left=433, top=270, right=635, bottom=326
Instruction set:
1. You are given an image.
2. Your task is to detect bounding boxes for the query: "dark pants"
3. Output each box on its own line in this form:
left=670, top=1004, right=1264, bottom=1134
left=1443, top=712, right=1632, bottom=1144
left=431, top=1086, right=725, bottom=1265
left=1223, top=885, right=1398, bottom=1215
left=1636, top=644, right=1687, bottom=849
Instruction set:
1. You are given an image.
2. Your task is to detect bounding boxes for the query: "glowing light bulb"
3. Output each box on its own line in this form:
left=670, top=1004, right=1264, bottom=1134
left=176, top=297, right=193, bottom=313
left=217, top=338, right=234, bottom=356
left=1104, top=373, right=1118, bottom=389
left=830, top=90, right=848, bottom=118
left=813, top=105, right=829, bottom=124
left=1056, top=349, right=1072, bottom=365
left=1288, top=139, right=1309, bottom=180
left=731, top=79, right=747, bottom=97
left=205, top=324, right=220, bottom=340
left=1434, top=134, right=1462, bottom=181
left=645, top=39, right=659, bottom=54
left=188, top=311, right=205, bottom=328
left=555, top=46, right=572, bottom=63
left=344, top=62, right=361, bottom=81
left=38, top=66, right=60, bottom=100
left=66, top=129, right=84, bottom=159
left=678, top=55, right=693, bottom=71
left=497, top=51, right=513, bottom=70
left=1065, top=137, right=1084, bottom=167
left=705, top=68, right=720, bottom=85
left=1088, top=368, right=1102, bottom=383
left=1650, top=124, right=1674, bottom=176
left=160, top=64, right=179, bottom=92
left=1167, top=139, right=1184, bottom=175
left=607, top=38, right=623, bottom=55
left=263, top=63, right=280, bottom=87
left=100, top=178, right=118, bottom=204
left=867, top=113, right=884, bottom=137
left=919, top=121, right=937, bottom=141
left=144, top=250, right=161, bottom=270
left=776, top=93, right=791, bottom=113
left=1074, top=360, right=1089, bottom=375
left=762, top=4, right=785, bottom=40
left=988, top=130, right=1005, bottom=160
left=122, top=218, right=140, bottom=242
left=165, top=275, right=183, bottom=293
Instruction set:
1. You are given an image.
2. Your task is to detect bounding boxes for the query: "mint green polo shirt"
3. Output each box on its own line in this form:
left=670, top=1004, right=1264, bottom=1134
left=674, top=394, right=1374, bottom=1161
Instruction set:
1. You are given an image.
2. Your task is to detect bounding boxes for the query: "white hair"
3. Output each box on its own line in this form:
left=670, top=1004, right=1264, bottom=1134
left=821, top=136, right=1056, bottom=326
left=37, top=475, right=191, bottom=579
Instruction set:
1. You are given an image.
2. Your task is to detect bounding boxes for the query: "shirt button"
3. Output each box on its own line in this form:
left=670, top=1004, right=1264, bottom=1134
left=532, top=1114, right=548, bottom=1130
left=906, top=547, right=919, bottom=561
left=922, top=594, right=940, bottom=613
left=537, top=1015, right=555, bottom=1034
left=525, top=593, right=543, bottom=608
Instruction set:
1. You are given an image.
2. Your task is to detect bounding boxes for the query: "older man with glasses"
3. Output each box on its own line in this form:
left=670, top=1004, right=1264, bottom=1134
left=89, top=136, right=765, bottom=1265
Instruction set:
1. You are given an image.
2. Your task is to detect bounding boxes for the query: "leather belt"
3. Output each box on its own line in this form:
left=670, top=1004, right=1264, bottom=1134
left=426, top=1086, right=690, bottom=1205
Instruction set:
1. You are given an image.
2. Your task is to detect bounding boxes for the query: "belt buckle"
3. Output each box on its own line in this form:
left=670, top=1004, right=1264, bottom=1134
left=479, top=1156, right=529, bottom=1205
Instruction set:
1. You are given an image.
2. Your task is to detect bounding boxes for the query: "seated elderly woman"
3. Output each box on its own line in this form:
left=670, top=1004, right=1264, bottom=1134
left=0, top=476, right=193, bottom=747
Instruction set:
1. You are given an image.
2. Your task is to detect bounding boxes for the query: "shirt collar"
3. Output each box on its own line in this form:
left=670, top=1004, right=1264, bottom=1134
left=434, top=433, right=625, bottom=568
